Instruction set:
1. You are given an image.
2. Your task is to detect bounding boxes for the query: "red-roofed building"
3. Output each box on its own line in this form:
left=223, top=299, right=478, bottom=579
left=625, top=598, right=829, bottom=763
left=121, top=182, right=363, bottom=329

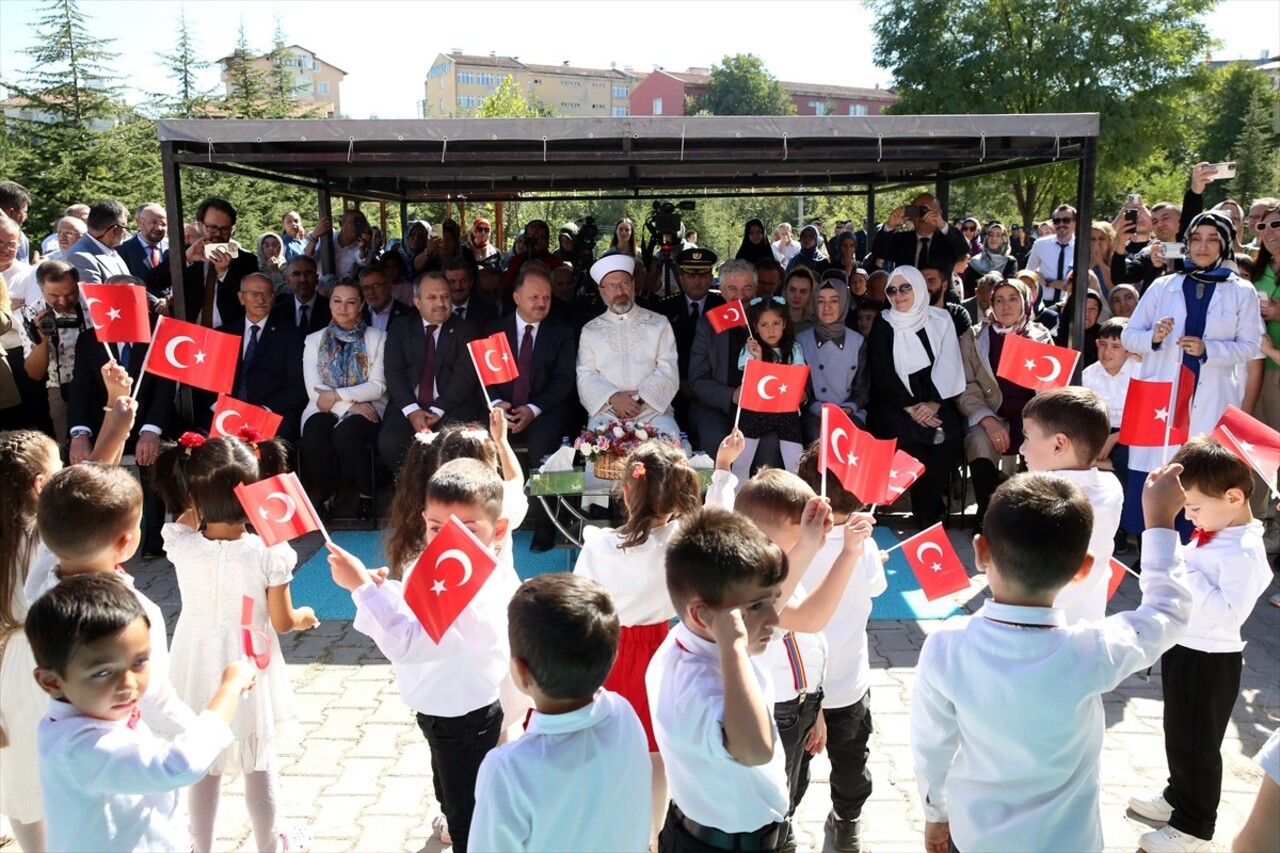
left=629, top=68, right=897, bottom=117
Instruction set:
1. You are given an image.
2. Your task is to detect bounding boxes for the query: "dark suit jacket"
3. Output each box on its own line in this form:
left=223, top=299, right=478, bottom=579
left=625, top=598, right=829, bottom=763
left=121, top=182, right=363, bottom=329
left=661, top=292, right=726, bottom=387
left=452, top=295, right=498, bottom=327
left=270, top=295, right=332, bottom=335
left=688, top=317, right=748, bottom=415
left=383, top=315, right=487, bottom=427
left=176, top=253, right=260, bottom=326
left=68, top=331, right=174, bottom=440
left=484, top=314, right=577, bottom=417
left=210, top=318, right=307, bottom=439
left=362, top=299, right=415, bottom=330
left=871, top=224, right=969, bottom=270
left=117, top=235, right=165, bottom=280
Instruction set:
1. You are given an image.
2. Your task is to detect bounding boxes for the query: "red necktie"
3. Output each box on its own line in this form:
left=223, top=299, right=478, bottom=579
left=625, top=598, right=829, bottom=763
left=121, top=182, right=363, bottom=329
left=1190, top=527, right=1216, bottom=548
left=512, top=325, right=534, bottom=408
left=417, top=325, right=438, bottom=409
left=150, top=246, right=161, bottom=269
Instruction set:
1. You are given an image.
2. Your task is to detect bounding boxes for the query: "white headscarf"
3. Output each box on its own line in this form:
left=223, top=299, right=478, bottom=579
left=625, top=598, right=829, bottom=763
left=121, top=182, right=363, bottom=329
left=881, top=266, right=967, bottom=399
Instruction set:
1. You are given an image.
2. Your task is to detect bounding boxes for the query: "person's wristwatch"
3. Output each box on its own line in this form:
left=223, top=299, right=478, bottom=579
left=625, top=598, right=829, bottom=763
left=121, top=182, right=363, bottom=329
left=70, top=427, right=92, bottom=440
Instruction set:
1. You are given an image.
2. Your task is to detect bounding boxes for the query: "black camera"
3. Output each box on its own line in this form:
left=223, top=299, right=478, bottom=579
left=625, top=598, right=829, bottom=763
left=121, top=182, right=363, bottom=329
left=24, top=311, right=81, bottom=342
left=645, top=200, right=696, bottom=241
left=574, top=215, right=599, bottom=251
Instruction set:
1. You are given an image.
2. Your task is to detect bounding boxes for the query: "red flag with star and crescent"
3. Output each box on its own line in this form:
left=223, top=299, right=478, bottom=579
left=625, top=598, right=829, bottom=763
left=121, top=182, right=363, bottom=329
left=739, top=358, right=808, bottom=414
left=467, top=332, right=519, bottom=386
left=1107, top=557, right=1130, bottom=602
left=211, top=394, right=283, bottom=441
left=995, top=333, right=1080, bottom=392
left=899, top=523, right=970, bottom=601
left=403, top=516, right=498, bottom=643
left=144, top=316, right=239, bottom=394
left=820, top=403, right=895, bottom=503
left=81, top=283, right=150, bottom=344
left=1212, top=405, right=1280, bottom=484
left=233, top=472, right=321, bottom=548
left=870, top=449, right=926, bottom=506
left=1117, top=366, right=1195, bottom=447
left=706, top=300, right=749, bottom=334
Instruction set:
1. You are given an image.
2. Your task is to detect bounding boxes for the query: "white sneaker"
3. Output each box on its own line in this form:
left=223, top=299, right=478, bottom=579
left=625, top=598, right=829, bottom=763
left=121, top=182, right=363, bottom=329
left=432, top=814, right=452, bottom=846
left=1128, top=791, right=1174, bottom=822
left=1139, top=825, right=1212, bottom=852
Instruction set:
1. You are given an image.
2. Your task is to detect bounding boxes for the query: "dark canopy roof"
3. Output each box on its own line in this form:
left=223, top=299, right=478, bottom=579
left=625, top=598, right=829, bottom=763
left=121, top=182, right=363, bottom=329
left=156, top=114, right=1099, bottom=202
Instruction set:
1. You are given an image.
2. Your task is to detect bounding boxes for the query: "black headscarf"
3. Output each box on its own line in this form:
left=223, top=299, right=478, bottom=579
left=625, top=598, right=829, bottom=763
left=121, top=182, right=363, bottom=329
left=735, top=218, right=775, bottom=265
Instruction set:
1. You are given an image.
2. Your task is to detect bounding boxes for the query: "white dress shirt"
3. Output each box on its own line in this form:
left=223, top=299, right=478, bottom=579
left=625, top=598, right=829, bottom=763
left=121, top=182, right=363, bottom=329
left=1024, top=235, right=1076, bottom=303
left=1048, top=468, right=1124, bottom=623
left=800, top=528, right=886, bottom=710
left=241, top=320, right=263, bottom=358
left=1179, top=520, right=1270, bottom=653
left=367, top=302, right=393, bottom=332
left=574, top=520, right=680, bottom=626
left=293, top=296, right=318, bottom=329
left=1080, top=359, right=1135, bottom=427
left=470, top=689, right=651, bottom=852
left=763, top=585, right=828, bottom=705
left=39, top=701, right=231, bottom=852
left=910, top=529, right=1191, bottom=852
left=646, top=622, right=790, bottom=832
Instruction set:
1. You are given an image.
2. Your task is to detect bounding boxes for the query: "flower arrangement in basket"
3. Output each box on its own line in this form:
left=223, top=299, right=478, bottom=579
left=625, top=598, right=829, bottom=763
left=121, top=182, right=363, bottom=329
left=573, top=420, right=681, bottom=479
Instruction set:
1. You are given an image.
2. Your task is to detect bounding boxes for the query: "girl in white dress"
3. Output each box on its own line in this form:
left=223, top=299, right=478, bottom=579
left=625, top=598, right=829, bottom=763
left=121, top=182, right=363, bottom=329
left=573, top=440, right=701, bottom=844
left=154, top=433, right=318, bottom=853
left=0, top=430, right=60, bottom=853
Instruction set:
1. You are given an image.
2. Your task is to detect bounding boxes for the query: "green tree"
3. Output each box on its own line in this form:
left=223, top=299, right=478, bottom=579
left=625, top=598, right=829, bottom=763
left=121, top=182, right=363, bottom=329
left=152, top=7, right=214, bottom=118
left=692, top=54, right=796, bottom=117
left=221, top=20, right=269, bottom=118
left=1229, top=87, right=1280, bottom=210
left=475, top=75, right=552, bottom=118
left=868, top=0, right=1217, bottom=226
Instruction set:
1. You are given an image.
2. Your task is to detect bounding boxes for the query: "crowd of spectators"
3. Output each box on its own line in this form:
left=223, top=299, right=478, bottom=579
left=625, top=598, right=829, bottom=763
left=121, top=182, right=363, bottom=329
left=0, top=165, right=1275, bottom=557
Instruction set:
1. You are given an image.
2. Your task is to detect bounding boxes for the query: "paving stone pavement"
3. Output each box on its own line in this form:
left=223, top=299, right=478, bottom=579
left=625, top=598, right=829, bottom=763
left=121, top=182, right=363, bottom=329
left=117, top=525, right=1277, bottom=853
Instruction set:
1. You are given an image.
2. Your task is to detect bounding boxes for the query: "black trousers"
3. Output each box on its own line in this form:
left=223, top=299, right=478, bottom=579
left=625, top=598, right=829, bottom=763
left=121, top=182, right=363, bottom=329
left=1161, top=645, right=1242, bottom=840
left=899, top=438, right=960, bottom=528
left=656, top=805, right=785, bottom=853
left=775, top=691, right=823, bottom=815
left=415, top=700, right=503, bottom=853
left=825, top=691, right=874, bottom=821
left=299, top=412, right=381, bottom=501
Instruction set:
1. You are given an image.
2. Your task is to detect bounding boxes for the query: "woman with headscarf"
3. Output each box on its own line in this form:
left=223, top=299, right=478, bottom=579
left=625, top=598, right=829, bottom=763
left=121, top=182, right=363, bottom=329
left=866, top=265, right=968, bottom=528
left=785, top=224, right=828, bottom=274
left=1109, top=283, right=1140, bottom=319
left=734, top=218, right=775, bottom=265
left=1120, top=210, right=1261, bottom=538
left=403, top=220, right=432, bottom=274
left=965, top=222, right=1016, bottom=294
left=797, top=270, right=870, bottom=442
left=1055, top=268, right=1111, bottom=364
left=256, top=232, right=287, bottom=290
left=959, top=278, right=1055, bottom=522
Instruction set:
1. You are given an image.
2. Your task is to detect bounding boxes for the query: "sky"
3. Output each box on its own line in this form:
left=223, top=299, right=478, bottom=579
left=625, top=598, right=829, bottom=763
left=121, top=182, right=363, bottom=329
left=0, top=0, right=1276, bottom=119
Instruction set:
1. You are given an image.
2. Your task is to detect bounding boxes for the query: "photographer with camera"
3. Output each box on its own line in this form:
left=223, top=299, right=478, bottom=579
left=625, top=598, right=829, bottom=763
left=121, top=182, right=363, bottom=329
left=502, top=220, right=565, bottom=289
left=872, top=193, right=969, bottom=275
left=641, top=201, right=694, bottom=305
left=17, top=260, right=85, bottom=442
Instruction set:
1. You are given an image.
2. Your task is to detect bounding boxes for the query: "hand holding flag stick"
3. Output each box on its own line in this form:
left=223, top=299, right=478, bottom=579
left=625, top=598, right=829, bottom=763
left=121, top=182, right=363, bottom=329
left=467, top=332, right=520, bottom=411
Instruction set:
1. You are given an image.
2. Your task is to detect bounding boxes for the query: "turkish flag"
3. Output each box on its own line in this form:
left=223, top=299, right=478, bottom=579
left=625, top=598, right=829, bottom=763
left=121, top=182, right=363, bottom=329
left=1212, top=405, right=1280, bottom=483
left=871, top=449, right=926, bottom=506
left=1117, top=366, right=1195, bottom=447
left=144, top=316, right=239, bottom=394
left=996, top=333, right=1081, bottom=392
left=821, top=404, right=895, bottom=503
left=81, top=283, right=150, bottom=344
left=467, top=332, right=519, bottom=386
left=211, top=394, right=283, bottom=441
left=899, top=523, right=970, bottom=601
left=739, top=358, right=808, bottom=414
left=403, top=516, right=498, bottom=643
left=240, top=595, right=272, bottom=670
left=706, top=300, right=748, bottom=334
left=1107, top=557, right=1129, bottom=602
left=234, top=473, right=321, bottom=548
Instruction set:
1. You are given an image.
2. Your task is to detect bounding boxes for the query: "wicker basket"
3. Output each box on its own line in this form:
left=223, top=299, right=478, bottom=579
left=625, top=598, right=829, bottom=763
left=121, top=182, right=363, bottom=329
left=592, top=454, right=626, bottom=480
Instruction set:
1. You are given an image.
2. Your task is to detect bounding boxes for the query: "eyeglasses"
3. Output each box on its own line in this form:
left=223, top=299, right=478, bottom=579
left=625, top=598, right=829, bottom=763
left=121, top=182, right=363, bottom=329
left=239, top=290, right=274, bottom=300
left=201, top=222, right=232, bottom=237
left=474, top=226, right=490, bottom=233
left=0, top=241, right=18, bottom=251
left=599, top=279, right=631, bottom=291
left=884, top=283, right=913, bottom=296
left=1257, top=220, right=1280, bottom=232
left=961, top=226, right=977, bottom=233
left=1052, top=217, right=1074, bottom=225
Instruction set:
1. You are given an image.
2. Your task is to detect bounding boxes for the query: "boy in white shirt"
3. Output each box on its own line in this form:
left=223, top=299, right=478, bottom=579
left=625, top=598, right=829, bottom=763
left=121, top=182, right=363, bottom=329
left=27, top=573, right=255, bottom=853
left=471, top=573, right=650, bottom=852
left=1020, top=386, right=1125, bottom=622
left=646, top=508, right=791, bottom=853
left=911, top=468, right=1192, bottom=853
left=326, top=458, right=519, bottom=853
left=1081, top=316, right=1138, bottom=551
left=1128, top=438, right=1273, bottom=853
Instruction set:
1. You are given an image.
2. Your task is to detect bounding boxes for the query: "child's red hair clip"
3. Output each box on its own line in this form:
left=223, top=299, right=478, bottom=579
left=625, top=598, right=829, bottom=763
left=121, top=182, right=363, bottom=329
left=631, top=461, right=646, bottom=479
left=178, top=432, right=206, bottom=449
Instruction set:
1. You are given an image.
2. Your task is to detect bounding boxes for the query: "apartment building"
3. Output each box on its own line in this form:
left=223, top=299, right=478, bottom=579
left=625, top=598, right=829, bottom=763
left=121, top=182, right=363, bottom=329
left=629, top=68, right=898, bottom=117
left=218, top=44, right=347, bottom=117
left=423, top=51, right=640, bottom=117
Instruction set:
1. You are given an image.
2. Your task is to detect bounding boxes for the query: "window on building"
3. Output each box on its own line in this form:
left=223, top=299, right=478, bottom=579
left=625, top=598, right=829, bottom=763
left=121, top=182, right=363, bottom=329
left=613, top=85, right=628, bottom=98
left=848, top=104, right=868, bottom=116
left=809, top=101, right=828, bottom=116
left=317, top=81, right=330, bottom=96
left=613, top=106, right=629, bottom=117
left=653, top=97, right=663, bottom=115
left=458, top=72, right=474, bottom=85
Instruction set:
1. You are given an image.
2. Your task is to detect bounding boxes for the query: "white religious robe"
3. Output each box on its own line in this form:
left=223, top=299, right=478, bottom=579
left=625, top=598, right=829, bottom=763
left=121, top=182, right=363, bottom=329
left=576, top=305, right=679, bottom=432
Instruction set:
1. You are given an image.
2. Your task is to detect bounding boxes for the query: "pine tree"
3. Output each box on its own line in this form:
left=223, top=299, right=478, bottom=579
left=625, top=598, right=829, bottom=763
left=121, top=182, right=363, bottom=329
left=154, top=7, right=214, bottom=118
left=221, top=20, right=269, bottom=118
left=1230, top=88, right=1280, bottom=211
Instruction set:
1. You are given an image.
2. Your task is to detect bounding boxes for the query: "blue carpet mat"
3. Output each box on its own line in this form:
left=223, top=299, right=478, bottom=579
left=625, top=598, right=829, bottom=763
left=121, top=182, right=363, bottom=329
left=291, top=526, right=961, bottom=623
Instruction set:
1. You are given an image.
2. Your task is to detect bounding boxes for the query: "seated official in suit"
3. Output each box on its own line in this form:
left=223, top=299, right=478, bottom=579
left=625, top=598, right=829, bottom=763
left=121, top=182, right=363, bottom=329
left=687, top=259, right=758, bottom=454
left=65, top=199, right=132, bottom=284
left=659, top=247, right=723, bottom=434
left=299, top=281, right=388, bottom=521
left=177, top=196, right=260, bottom=327
left=358, top=263, right=414, bottom=332
left=485, top=262, right=578, bottom=551
left=271, top=255, right=331, bottom=334
left=208, top=273, right=307, bottom=440
left=444, top=257, right=499, bottom=326
left=871, top=193, right=970, bottom=272
left=377, top=271, right=487, bottom=471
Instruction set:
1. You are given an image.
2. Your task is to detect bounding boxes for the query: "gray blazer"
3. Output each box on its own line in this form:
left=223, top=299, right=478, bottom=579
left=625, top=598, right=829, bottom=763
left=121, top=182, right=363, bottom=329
left=66, top=234, right=131, bottom=284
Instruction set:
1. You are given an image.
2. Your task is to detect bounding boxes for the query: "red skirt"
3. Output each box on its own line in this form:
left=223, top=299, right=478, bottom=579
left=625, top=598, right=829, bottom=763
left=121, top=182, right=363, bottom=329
left=604, top=621, right=669, bottom=752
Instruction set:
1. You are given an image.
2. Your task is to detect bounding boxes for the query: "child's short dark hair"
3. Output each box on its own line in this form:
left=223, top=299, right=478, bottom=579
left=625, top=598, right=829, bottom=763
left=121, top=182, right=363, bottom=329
left=508, top=573, right=619, bottom=701
left=983, top=473, right=1093, bottom=596
left=37, top=464, right=142, bottom=563
left=1096, top=316, right=1128, bottom=341
left=154, top=436, right=287, bottom=525
left=427, top=458, right=504, bottom=521
left=25, top=573, right=148, bottom=674
left=666, top=508, right=787, bottom=609
left=1022, top=386, right=1111, bottom=465
left=734, top=468, right=815, bottom=528
left=1171, top=436, right=1253, bottom=499
left=796, top=442, right=863, bottom=514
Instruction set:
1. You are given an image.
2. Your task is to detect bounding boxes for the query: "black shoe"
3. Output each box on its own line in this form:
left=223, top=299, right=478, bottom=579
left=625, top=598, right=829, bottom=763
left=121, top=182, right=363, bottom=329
left=825, top=814, right=862, bottom=853
left=141, top=547, right=166, bottom=561
left=530, top=529, right=557, bottom=553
